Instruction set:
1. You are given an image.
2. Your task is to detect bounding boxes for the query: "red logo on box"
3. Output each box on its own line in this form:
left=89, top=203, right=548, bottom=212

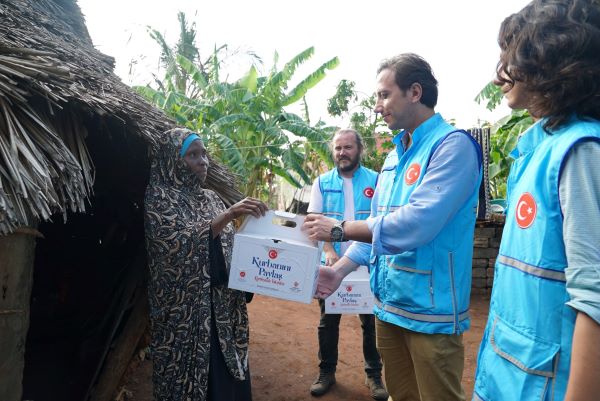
left=240, top=271, right=246, bottom=278
left=268, top=249, right=278, bottom=259
left=293, top=281, right=299, bottom=287
left=346, top=285, right=353, bottom=292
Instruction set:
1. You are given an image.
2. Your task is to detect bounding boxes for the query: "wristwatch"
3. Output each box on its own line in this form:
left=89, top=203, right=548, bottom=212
left=330, top=220, right=346, bottom=242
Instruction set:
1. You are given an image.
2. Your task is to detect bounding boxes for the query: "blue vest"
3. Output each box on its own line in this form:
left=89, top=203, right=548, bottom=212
left=319, top=165, right=378, bottom=257
left=371, top=114, right=482, bottom=335
left=473, top=117, right=600, bottom=401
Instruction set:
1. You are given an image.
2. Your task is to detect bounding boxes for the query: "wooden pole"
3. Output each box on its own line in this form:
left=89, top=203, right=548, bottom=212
left=0, top=226, right=40, bottom=401
left=88, top=287, right=149, bottom=401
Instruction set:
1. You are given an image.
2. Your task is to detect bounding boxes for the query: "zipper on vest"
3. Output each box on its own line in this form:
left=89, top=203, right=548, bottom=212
left=550, top=351, right=560, bottom=401
left=505, top=157, right=520, bottom=209
left=448, top=251, right=459, bottom=333
left=386, top=172, right=400, bottom=214
left=381, top=256, right=389, bottom=300
left=429, top=270, right=435, bottom=308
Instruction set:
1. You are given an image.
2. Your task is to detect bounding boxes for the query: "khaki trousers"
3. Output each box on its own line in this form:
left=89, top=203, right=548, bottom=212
left=375, top=318, right=465, bottom=401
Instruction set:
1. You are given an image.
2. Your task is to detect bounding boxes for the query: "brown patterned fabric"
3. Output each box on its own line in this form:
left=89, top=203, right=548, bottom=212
left=144, top=128, right=249, bottom=401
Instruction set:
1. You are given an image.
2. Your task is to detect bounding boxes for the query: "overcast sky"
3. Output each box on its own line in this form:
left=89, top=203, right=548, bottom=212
left=77, top=0, right=530, bottom=128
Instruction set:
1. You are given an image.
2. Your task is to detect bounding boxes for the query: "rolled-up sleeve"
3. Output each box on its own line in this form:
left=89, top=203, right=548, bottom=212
left=369, top=133, right=481, bottom=255
left=345, top=240, right=372, bottom=266
left=560, top=140, right=600, bottom=324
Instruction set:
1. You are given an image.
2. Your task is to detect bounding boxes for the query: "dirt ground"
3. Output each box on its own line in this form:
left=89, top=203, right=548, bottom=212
left=120, top=293, right=490, bottom=401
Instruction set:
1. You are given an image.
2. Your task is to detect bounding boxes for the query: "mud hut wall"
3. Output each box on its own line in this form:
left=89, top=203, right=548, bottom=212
left=0, top=229, right=37, bottom=401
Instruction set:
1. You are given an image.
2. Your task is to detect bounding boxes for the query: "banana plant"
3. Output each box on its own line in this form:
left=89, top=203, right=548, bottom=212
left=136, top=24, right=339, bottom=203
left=475, top=82, right=534, bottom=199
left=488, top=110, right=534, bottom=198
left=197, top=47, right=339, bottom=200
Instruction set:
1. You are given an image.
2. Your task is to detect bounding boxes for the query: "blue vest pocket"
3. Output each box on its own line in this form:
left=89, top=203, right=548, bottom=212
left=475, top=315, right=559, bottom=401
left=384, top=253, right=434, bottom=311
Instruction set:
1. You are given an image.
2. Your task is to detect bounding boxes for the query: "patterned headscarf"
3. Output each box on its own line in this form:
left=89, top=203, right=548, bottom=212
left=149, top=127, right=204, bottom=192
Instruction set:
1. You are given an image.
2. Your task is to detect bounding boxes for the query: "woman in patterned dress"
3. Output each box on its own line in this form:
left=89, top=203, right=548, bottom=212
left=144, top=128, right=267, bottom=401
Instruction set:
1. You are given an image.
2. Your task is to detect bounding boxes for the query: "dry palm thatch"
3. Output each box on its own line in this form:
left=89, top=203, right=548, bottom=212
left=0, top=0, right=242, bottom=235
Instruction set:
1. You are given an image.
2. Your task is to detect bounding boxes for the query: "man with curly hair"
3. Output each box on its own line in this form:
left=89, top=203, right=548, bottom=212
left=473, top=1, right=600, bottom=400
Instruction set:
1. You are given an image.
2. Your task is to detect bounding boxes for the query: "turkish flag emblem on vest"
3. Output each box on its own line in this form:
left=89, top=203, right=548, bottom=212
left=515, top=192, right=537, bottom=229
left=404, top=163, right=421, bottom=185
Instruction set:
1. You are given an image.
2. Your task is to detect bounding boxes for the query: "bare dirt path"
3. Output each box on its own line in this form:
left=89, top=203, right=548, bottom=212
left=123, top=294, right=490, bottom=401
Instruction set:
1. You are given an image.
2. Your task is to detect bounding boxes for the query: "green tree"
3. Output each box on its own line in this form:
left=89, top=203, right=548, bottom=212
left=487, top=110, right=534, bottom=198
left=327, top=79, right=393, bottom=171
left=136, top=32, right=339, bottom=202
left=147, top=11, right=203, bottom=96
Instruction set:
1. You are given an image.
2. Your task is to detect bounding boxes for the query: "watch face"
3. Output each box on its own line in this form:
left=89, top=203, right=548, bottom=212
left=331, top=224, right=343, bottom=242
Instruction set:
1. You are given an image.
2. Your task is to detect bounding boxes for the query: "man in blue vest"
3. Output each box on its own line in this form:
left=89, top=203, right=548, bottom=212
left=472, top=1, right=600, bottom=401
left=304, top=53, right=482, bottom=401
left=307, top=128, right=387, bottom=399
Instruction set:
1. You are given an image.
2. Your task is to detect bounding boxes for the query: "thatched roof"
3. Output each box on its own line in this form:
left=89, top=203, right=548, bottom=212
left=0, top=0, right=242, bottom=235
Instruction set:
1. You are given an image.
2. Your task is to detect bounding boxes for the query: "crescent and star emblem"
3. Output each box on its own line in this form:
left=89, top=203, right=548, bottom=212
left=404, top=163, right=421, bottom=185
left=515, top=192, right=537, bottom=229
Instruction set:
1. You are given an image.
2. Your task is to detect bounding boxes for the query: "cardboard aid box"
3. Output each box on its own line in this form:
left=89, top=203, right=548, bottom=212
left=228, top=211, right=321, bottom=304
left=325, top=266, right=374, bottom=314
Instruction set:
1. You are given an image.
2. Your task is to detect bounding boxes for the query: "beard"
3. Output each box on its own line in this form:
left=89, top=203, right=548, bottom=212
left=336, top=155, right=360, bottom=173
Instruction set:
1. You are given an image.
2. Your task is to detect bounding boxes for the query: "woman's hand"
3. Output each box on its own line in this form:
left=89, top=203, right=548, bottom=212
left=227, top=197, right=268, bottom=220
left=212, top=197, right=268, bottom=237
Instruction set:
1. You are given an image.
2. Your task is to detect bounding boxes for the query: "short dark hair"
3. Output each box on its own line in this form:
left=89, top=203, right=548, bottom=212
left=496, top=0, right=600, bottom=130
left=377, top=53, right=438, bottom=108
left=330, top=128, right=364, bottom=154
